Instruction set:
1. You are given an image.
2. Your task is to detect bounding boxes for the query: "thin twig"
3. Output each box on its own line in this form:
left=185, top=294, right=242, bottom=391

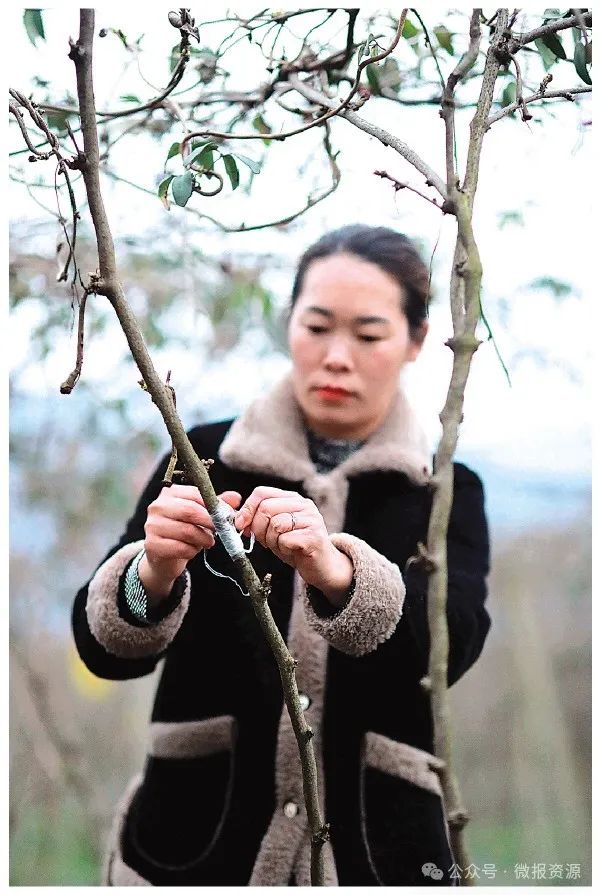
left=10, top=87, right=82, bottom=285
left=180, top=11, right=408, bottom=152
left=60, top=288, right=89, bottom=393
left=373, top=169, right=448, bottom=211
left=510, top=54, right=533, bottom=122
left=410, top=9, right=447, bottom=90
left=485, top=85, right=591, bottom=129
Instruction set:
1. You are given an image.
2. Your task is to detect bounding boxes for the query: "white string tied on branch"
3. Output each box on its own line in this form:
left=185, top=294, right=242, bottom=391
left=203, top=498, right=255, bottom=595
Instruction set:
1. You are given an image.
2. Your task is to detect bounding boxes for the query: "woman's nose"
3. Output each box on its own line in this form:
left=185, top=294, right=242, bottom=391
left=323, top=337, right=353, bottom=370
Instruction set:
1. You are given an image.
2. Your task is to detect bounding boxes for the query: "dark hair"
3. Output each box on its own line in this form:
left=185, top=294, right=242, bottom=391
left=290, top=224, right=430, bottom=343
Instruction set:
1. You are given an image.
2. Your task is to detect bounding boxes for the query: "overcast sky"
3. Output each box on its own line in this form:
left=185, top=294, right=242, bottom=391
left=8, top=7, right=593, bottom=477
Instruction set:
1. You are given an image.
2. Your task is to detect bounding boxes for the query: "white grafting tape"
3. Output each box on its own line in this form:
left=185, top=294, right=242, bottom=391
left=203, top=499, right=255, bottom=596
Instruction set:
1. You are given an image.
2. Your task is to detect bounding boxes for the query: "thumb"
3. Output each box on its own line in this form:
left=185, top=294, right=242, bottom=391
left=219, top=490, right=242, bottom=508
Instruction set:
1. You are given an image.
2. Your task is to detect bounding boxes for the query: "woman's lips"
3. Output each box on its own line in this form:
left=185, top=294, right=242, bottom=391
left=314, top=387, right=353, bottom=400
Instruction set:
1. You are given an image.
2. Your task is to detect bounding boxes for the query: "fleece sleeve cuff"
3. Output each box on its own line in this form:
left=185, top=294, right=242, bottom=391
left=302, top=532, right=405, bottom=657
left=85, top=540, right=191, bottom=659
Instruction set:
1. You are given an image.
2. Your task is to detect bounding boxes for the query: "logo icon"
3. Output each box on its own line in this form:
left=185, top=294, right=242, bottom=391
left=422, top=862, right=443, bottom=880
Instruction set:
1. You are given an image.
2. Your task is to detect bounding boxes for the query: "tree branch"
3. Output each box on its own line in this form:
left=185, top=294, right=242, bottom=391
left=507, top=11, right=592, bottom=54
left=485, top=85, right=591, bottom=129
left=418, top=12, right=509, bottom=878
left=180, top=11, right=408, bottom=151
left=373, top=168, right=448, bottom=211
left=60, top=288, right=88, bottom=394
left=288, top=73, right=449, bottom=201
left=442, top=10, right=483, bottom=193
left=68, top=10, right=330, bottom=884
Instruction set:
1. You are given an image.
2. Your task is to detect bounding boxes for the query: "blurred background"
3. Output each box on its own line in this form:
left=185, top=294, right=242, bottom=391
left=9, top=8, right=591, bottom=886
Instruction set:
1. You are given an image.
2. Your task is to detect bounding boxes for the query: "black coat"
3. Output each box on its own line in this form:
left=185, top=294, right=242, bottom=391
left=72, top=374, right=491, bottom=886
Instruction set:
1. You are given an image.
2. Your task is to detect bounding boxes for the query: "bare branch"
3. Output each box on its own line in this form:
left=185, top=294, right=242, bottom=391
left=9, top=101, right=52, bottom=159
left=10, top=87, right=82, bottom=284
left=288, top=73, right=449, bottom=201
left=442, top=10, right=483, bottom=190
left=60, top=288, right=89, bottom=394
left=69, top=11, right=331, bottom=882
left=462, top=11, right=510, bottom=199
left=373, top=169, right=449, bottom=211
left=485, top=85, right=591, bottom=129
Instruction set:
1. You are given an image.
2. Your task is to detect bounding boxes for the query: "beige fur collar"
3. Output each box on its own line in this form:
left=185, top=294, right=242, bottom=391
left=218, top=370, right=432, bottom=487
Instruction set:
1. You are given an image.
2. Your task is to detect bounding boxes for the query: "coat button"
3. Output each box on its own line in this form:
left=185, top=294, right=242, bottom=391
left=299, top=693, right=311, bottom=711
left=283, top=800, right=299, bottom=819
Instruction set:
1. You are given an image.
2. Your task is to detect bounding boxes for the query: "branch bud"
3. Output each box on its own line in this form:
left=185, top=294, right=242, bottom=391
left=168, top=11, right=183, bottom=28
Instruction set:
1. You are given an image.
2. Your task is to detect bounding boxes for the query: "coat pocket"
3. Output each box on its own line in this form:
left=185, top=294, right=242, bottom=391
left=360, top=731, right=454, bottom=886
left=127, top=714, right=237, bottom=871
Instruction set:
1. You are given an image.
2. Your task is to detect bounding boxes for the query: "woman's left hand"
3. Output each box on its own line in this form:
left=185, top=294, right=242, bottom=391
left=234, top=486, right=353, bottom=605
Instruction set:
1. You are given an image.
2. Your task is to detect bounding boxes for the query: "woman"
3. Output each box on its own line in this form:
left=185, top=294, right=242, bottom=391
left=72, top=224, right=491, bottom=886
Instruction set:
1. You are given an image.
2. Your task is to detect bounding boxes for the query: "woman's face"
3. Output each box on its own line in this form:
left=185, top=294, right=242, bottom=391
left=288, top=252, right=428, bottom=441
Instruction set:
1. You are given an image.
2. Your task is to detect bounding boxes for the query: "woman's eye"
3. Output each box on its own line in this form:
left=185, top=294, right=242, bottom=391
left=306, top=325, right=328, bottom=334
left=358, top=335, right=382, bottom=342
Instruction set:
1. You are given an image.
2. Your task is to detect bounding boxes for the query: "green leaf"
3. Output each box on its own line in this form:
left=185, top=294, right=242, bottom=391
left=184, top=141, right=218, bottom=168
left=365, top=64, right=381, bottom=95
left=157, top=175, right=174, bottom=199
left=252, top=113, right=272, bottom=145
left=434, top=26, right=455, bottom=55
left=198, top=146, right=214, bottom=170
left=165, top=141, right=181, bottom=164
left=171, top=172, right=194, bottom=207
left=585, top=39, right=592, bottom=64
left=231, top=153, right=261, bottom=174
left=500, top=81, right=517, bottom=109
left=401, top=17, right=419, bottom=39
left=157, top=174, right=175, bottom=209
left=223, top=155, right=239, bottom=191
left=23, top=9, right=45, bottom=46
left=535, top=37, right=559, bottom=69
left=574, top=40, right=592, bottom=83
left=360, top=32, right=374, bottom=60
left=119, top=94, right=141, bottom=104
left=541, top=32, right=567, bottom=59
left=542, top=8, right=562, bottom=19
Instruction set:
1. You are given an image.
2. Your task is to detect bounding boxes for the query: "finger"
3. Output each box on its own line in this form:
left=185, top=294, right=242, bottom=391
left=264, top=510, right=309, bottom=554
left=219, top=491, right=242, bottom=508
left=235, top=487, right=301, bottom=530
left=269, top=528, right=321, bottom=562
left=147, top=517, right=215, bottom=550
left=250, top=506, right=274, bottom=548
left=153, top=497, right=215, bottom=529
left=148, top=537, right=208, bottom=563
left=162, top=484, right=206, bottom=504
left=252, top=497, right=308, bottom=519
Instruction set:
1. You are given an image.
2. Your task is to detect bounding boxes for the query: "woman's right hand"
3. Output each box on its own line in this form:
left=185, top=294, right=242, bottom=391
left=139, top=486, right=242, bottom=604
